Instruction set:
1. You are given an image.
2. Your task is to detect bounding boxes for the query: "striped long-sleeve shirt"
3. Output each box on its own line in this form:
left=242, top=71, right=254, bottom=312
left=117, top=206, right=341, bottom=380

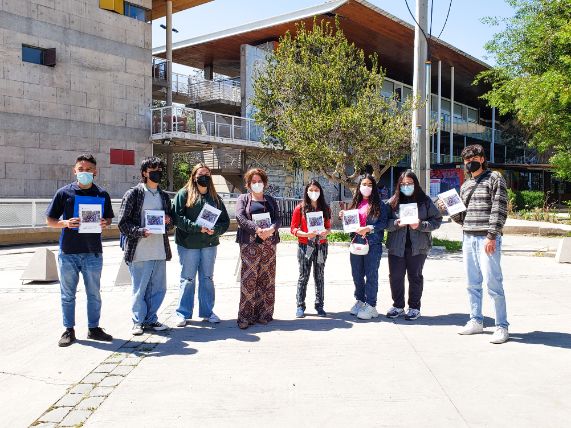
left=450, top=170, right=508, bottom=240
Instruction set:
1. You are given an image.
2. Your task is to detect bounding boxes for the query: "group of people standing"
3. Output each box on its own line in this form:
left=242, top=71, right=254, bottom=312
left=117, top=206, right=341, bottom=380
left=47, top=143, right=510, bottom=347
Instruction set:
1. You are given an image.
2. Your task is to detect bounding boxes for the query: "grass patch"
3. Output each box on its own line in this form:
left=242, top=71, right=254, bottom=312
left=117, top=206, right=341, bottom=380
left=433, top=238, right=462, bottom=252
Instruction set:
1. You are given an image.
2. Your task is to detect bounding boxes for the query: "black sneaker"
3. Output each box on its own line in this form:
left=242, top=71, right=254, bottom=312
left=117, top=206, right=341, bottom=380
left=386, top=306, right=405, bottom=319
left=404, top=308, right=421, bottom=320
left=144, top=321, right=169, bottom=331
left=58, top=328, right=76, bottom=347
left=87, top=327, right=113, bottom=342
left=316, top=308, right=327, bottom=317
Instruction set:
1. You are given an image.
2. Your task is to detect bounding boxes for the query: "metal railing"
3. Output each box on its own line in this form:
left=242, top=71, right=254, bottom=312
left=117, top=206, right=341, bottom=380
left=188, top=78, right=241, bottom=105
left=151, top=106, right=264, bottom=143
left=0, top=199, right=123, bottom=228
left=436, top=113, right=502, bottom=145
left=0, top=196, right=300, bottom=229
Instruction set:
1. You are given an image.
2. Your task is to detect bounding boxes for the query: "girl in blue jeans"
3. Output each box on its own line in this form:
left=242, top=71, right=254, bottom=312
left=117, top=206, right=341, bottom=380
left=172, top=163, right=230, bottom=326
left=340, top=174, right=388, bottom=320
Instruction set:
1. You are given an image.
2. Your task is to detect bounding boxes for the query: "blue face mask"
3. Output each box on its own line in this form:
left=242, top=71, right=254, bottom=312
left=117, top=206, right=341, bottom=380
left=77, top=172, right=94, bottom=186
left=400, top=184, right=414, bottom=196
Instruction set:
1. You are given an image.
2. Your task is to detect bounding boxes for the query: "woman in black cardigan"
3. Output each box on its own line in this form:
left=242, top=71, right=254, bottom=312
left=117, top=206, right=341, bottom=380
left=235, top=168, right=281, bottom=329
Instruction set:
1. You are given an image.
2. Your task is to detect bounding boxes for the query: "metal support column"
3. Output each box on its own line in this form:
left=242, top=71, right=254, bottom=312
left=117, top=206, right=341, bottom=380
left=411, top=0, right=429, bottom=189
left=437, top=60, right=442, bottom=163
left=165, top=0, right=173, bottom=191
left=424, top=60, right=432, bottom=187
left=449, top=66, right=455, bottom=163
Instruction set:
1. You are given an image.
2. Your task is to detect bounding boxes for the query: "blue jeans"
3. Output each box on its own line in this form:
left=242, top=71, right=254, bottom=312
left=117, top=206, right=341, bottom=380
left=128, top=260, right=167, bottom=325
left=350, top=243, right=383, bottom=307
left=176, top=245, right=217, bottom=319
left=463, top=234, right=508, bottom=328
left=58, top=252, right=103, bottom=329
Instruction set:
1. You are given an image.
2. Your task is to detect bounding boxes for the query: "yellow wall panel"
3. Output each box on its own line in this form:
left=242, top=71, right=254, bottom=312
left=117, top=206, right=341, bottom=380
left=100, top=0, right=124, bottom=14
left=114, top=0, right=124, bottom=14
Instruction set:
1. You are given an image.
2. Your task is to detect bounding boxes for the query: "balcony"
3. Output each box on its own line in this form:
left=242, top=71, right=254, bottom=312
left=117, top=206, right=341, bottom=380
left=438, top=113, right=502, bottom=146
left=189, top=78, right=240, bottom=104
left=151, top=106, right=264, bottom=150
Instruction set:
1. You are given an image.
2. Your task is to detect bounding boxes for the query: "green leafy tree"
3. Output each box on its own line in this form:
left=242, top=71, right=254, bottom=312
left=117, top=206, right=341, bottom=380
left=476, top=0, right=571, bottom=180
left=252, top=19, right=415, bottom=188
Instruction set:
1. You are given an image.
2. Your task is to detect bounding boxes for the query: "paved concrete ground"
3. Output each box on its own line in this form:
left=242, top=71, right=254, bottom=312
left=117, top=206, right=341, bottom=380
left=1, top=222, right=570, bottom=427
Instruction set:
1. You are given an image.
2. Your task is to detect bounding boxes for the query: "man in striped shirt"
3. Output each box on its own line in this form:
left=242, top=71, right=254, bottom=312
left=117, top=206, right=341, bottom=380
left=438, top=144, right=509, bottom=344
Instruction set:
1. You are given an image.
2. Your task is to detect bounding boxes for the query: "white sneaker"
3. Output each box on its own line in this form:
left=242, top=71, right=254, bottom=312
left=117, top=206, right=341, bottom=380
left=175, top=317, right=186, bottom=327
left=203, top=313, right=221, bottom=323
left=132, top=324, right=143, bottom=336
left=357, top=303, right=379, bottom=320
left=350, top=300, right=365, bottom=316
left=458, top=319, right=484, bottom=335
left=490, top=327, right=509, bottom=344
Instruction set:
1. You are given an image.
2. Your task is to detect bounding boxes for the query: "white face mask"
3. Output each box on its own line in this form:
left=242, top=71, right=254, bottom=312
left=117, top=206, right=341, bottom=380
left=251, top=182, right=264, bottom=194
left=307, top=191, right=320, bottom=201
left=360, top=185, right=373, bottom=197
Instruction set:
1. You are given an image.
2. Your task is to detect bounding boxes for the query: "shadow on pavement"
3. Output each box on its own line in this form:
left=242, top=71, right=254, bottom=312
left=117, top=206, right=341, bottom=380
left=508, top=331, right=571, bottom=349
left=390, top=313, right=495, bottom=327
left=163, top=315, right=356, bottom=344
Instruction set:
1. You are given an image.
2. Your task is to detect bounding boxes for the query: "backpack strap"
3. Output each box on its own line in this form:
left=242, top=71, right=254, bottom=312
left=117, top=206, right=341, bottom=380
left=464, top=171, right=489, bottom=210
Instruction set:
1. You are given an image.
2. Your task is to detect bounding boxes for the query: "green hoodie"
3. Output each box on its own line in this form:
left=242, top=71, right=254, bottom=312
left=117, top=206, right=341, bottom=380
left=172, top=189, right=230, bottom=249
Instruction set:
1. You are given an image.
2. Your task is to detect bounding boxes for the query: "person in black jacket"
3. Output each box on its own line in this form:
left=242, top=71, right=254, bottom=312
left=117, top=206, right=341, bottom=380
left=385, top=170, right=442, bottom=321
left=235, top=168, right=281, bottom=329
left=118, top=157, right=173, bottom=336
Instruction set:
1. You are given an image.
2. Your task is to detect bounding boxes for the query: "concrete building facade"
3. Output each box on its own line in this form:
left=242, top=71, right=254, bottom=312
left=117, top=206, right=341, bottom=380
left=0, top=0, right=153, bottom=198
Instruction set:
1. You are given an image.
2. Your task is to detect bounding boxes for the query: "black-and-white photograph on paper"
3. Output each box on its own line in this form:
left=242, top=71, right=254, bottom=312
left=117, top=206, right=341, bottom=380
left=398, top=203, right=419, bottom=225
left=78, top=204, right=102, bottom=234
left=342, top=209, right=360, bottom=233
left=438, top=188, right=466, bottom=215
left=252, top=212, right=272, bottom=230
left=196, top=204, right=222, bottom=230
left=307, top=211, right=325, bottom=232
left=145, top=210, right=165, bottom=234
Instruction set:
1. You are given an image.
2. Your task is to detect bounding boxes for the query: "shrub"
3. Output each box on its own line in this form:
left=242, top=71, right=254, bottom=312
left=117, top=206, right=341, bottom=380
left=519, top=190, right=545, bottom=210
left=509, top=190, right=544, bottom=211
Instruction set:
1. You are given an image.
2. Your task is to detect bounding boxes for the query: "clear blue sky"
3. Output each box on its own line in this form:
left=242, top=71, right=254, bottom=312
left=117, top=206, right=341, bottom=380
left=152, top=0, right=515, bottom=70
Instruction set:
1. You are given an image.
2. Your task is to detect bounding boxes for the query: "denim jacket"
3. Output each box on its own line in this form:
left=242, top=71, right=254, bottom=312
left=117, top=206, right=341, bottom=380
left=350, top=202, right=388, bottom=246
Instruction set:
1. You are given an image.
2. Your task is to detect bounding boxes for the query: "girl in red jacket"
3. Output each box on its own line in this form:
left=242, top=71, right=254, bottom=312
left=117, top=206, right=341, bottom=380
left=290, top=180, right=332, bottom=318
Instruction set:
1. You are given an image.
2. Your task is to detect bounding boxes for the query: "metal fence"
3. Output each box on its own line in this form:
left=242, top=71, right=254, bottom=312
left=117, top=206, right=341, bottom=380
left=0, top=197, right=300, bottom=229
left=0, top=199, right=122, bottom=228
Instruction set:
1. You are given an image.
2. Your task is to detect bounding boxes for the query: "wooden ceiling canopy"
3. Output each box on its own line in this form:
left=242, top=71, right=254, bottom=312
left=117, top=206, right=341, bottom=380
left=151, top=0, right=213, bottom=20
left=161, top=0, right=489, bottom=107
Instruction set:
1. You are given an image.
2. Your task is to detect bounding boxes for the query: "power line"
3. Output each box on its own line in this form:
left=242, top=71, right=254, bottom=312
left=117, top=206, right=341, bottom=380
left=437, top=0, right=453, bottom=39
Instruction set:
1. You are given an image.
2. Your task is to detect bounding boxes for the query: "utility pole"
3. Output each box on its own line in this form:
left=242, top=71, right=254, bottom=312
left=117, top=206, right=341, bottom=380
left=165, top=0, right=174, bottom=191
left=411, top=0, right=429, bottom=190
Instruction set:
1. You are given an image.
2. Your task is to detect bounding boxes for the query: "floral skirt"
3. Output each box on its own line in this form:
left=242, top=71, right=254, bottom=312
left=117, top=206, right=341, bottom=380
left=237, top=240, right=277, bottom=325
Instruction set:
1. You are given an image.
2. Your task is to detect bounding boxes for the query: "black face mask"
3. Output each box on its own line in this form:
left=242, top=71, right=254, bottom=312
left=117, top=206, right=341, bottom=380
left=148, top=171, right=163, bottom=183
left=465, top=161, right=482, bottom=173
left=196, top=175, right=211, bottom=187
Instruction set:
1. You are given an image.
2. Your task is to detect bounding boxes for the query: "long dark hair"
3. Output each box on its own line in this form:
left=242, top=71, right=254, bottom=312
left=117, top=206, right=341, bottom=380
left=389, top=169, right=428, bottom=211
left=349, top=174, right=381, bottom=218
left=301, top=179, right=331, bottom=219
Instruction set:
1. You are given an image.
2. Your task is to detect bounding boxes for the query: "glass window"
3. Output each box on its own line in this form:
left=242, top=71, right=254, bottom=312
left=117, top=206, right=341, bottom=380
left=381, top=80, right=394, bottom=98
left=467, top=107, right=478, bottom=123
left=22, top=45, right=43, bottom=65
left=453, top=103, right=463, bottom=119
left=402, top=86, right=412, bottom=101
left=124, top=2, right=149, bottom=22
left=441, top=99, right=450, bottom=115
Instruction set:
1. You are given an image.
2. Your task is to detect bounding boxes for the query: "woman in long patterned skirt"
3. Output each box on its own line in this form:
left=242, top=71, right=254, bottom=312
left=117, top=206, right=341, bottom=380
left=235, top=168, right=281, bottom=329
